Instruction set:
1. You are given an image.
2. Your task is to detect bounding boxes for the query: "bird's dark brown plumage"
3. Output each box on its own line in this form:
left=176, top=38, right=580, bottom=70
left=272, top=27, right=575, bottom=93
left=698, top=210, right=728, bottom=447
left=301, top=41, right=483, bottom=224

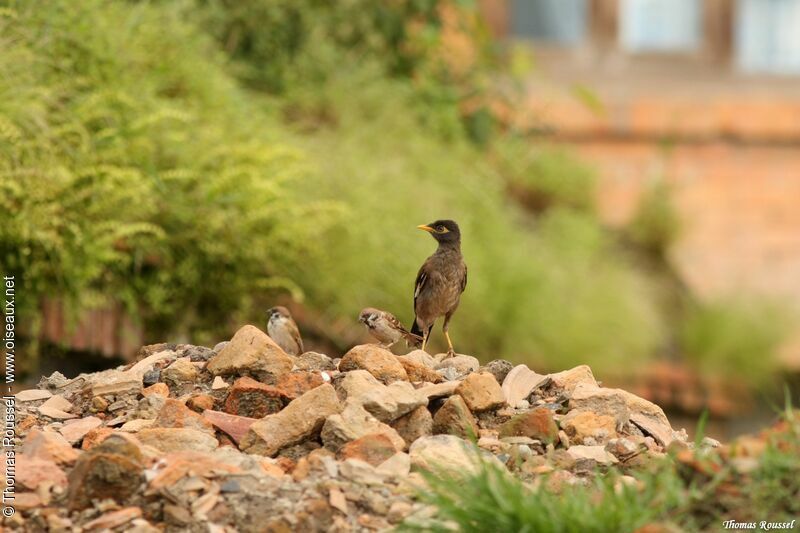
left=410, top=219, right=467, bottom=355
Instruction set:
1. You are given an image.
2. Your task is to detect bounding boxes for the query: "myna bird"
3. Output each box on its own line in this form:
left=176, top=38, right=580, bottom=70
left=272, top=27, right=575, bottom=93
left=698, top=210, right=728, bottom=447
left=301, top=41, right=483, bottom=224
left=410, top=219, right=467, bottom=356
left=266, top=306, right=304, bottom=355
left=359, top=307, right=423, bottom=349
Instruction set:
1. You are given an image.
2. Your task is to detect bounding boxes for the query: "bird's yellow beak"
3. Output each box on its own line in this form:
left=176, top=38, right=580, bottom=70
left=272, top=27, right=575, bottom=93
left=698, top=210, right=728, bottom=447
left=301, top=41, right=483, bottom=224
left=417, top=225, right=434, bottom=233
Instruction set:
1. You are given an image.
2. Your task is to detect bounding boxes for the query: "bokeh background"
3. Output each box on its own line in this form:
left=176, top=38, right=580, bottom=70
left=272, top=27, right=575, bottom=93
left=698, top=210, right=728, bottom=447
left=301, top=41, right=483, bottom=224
left=2, top=0, right=799, bottom=437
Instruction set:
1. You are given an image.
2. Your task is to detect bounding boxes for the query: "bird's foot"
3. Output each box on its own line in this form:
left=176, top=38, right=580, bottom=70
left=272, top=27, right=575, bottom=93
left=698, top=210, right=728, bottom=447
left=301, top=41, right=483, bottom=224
left=446, top=348, right=456, bottom=358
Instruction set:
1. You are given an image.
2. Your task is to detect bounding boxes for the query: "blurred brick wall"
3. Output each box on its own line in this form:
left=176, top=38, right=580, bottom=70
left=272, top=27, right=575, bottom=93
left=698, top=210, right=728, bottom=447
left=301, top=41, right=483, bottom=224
left=518, top=83, right=800, bottom=368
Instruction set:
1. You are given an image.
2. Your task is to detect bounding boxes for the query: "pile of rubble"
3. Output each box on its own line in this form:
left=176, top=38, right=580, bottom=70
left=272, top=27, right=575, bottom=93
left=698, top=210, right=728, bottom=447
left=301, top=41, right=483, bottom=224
left=6, top=325, right=692, bottom=532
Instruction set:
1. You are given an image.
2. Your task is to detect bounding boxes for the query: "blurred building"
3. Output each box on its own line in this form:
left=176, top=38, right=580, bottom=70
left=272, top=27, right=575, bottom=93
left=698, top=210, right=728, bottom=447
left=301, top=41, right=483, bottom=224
left=481, top=0, right=800, bottom=367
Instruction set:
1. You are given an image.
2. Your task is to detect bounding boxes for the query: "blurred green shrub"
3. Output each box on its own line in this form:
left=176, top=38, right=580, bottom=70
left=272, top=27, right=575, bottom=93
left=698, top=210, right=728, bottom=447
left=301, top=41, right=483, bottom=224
left=680, top=298, right=792, bottom=384
left=627, top=179, right=682, bottom=257
left=0, top=0, right=334, bottom=341
left=494, top=139, right=597, bottom=214
left=190, top=0, right=497, bottom=142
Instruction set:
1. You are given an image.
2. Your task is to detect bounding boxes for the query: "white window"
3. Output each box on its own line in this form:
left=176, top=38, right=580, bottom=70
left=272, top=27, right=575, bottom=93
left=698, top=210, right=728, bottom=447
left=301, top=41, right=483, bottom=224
left=620, top=0, right=702, bottom=52
left=510, top=0, right=588, bottom=45
left=736, top=0, right=800, bottom=74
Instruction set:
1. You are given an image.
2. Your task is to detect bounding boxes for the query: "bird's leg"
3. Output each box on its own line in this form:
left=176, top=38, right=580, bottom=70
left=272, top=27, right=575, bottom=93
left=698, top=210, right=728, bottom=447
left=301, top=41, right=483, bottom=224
left=444, top=331, right=455, bottom=357
left=420, top=326, right=432, bottom=352
left=442, top=316, right=455, bottom=357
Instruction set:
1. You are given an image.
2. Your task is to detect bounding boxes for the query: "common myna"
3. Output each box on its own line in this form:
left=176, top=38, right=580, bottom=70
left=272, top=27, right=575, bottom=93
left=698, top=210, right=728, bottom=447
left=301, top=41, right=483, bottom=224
left=359, top=307, right=423, bottom=349
left=266, top=306, right=304, bottom=355
left=410, top=219, right=467, bottom=355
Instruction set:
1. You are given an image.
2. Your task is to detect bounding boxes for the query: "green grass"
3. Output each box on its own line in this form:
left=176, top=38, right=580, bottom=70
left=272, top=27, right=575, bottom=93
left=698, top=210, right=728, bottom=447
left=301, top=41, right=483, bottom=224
left=407, top=409, right=800, bottom=532
left=405, top=455, right=689, bottom=533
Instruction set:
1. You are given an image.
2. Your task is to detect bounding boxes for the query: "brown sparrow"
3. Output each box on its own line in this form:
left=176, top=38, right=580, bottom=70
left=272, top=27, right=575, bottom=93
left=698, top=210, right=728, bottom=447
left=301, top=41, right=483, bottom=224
left=266, top=306, right=304, bottom=355
left=359, top=307, right=422, bottom=349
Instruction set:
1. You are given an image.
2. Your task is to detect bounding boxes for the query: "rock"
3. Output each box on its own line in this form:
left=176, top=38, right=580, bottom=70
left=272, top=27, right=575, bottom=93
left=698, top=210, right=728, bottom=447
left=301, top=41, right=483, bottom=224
left=142, top=370, right=160, bottom=388
left=338, top=344, right=408, bottom=383
left=605, top=438, right=641, bottom=460
left=15, top=389, right=52, bottom=402
left=120, top=419, right=155, bottom=432
left=83, top=508, right=143, bottom=531
left=137, top=428, right=218, bottom=453
left=153, top=398, right=215, bottom=435
left=14, top=492, right=42, bottom=511
left=498, top=408, right=559, bottom=444
left=67, top=434, right=145, bottom=510
left=241, top=383, right=341, bottom=456
left=480, top=359, right=515, bottom=385
left=550, top=365, right=597, bottom=394
left=630, top=413, right=676, bottom=447
left=418, top=381, right=459, bottom=400
left=501, top=364, right=549, bottom=406
left=397, top=356, right=442, bottom=383
left=321, top=401, right=405, bottom=452
left=432, top=395, right=479, bottom=439
left=22, top=429, right=79, bottom=465
left=455, top=372, right=505, bottom=412
left=402, top=350, right=438, bottom=368
left=562, top=411, right=618, bottom=445
left=338, top=370, right=427, bottom=422
left=161, top=358, right=198, bottom=387
left=211, top=376, right=229, bottom=390
left=91, top=370, right=143, bottom=397
left=142, top=383, right=170, bottom=398
left=376, top=452, right=412, bottom=478
left=338, top=433, right=399, bottom=466
left=339, top=459, right=386, bottom=486
left=329, top=487, right=348, bottom=514
left=224, top=376, right=287, bottom=418
left=206, top=325, right=294, bottom=382
left=59, top=416, right=103, bottom=445
left=434, top=354, right=480, bottom=378
left=38, top=395, right=77, bottom=420
left=568, top=384, right=630, bottom=424
left=134, top=395, right=166, bottom=420
left=295, top=351, right=336, bottom=372
left=570, top=384, right=675, bottom=443
left=213, top=341, right=229, bottom=352
left=17, top=455, right=68, bottom=490
left=202, top=410, right=258, bottom=445
left=409, top=435, right=500, bottom=474
left=566, top=445, right=619, bottom=465
left=275, top=371, right=324, bottom=400
left=186, top=393, right=215, bottom=412
left=392, top=406, right=433, bottom=445
left=81, top=427, right=115, bottom=450
left=127, top=350, right=176, bottom=379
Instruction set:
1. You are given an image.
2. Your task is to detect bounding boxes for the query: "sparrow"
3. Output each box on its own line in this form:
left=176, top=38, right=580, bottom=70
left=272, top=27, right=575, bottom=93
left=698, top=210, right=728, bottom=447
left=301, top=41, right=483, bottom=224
left=266, top=306, right=304, bottom=355
left=359, top=307, right=422, bottom=349
left=410, top=220, right=467, bottom=356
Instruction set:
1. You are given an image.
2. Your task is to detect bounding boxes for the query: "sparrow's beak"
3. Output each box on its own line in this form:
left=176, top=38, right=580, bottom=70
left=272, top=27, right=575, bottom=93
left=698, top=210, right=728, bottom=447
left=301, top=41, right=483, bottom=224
left=417, top=225, right=434, bottom=233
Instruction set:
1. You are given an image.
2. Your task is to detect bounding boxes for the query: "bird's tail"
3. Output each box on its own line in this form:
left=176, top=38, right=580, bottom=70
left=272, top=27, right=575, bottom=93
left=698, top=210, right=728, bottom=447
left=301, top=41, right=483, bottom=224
left=407, top=318, right=423, bottom=348
left=403, top=332, right=423, bottom=349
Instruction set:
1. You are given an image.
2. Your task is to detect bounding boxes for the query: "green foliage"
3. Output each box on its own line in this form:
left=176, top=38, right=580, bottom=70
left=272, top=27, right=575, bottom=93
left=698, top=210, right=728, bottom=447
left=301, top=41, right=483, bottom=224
left=680, top=298, right=792, bottom=385
left=627, top=179, right=682, bottom=255
left=407, top=409, right=800, bottom=531
left=191, top=0, right=497, bottom=141
left=494, top=140, right=597, bottom=214
left=0, top=0, right=333, bottom=340
left=405, top=457, right=688, bottom=532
